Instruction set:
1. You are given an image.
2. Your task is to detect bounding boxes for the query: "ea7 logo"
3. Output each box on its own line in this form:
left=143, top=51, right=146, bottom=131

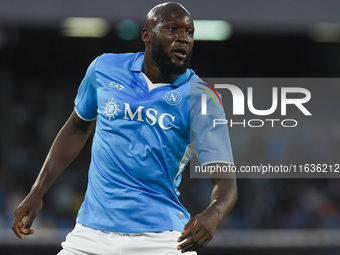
left=109, top=81, right=125, bottom=91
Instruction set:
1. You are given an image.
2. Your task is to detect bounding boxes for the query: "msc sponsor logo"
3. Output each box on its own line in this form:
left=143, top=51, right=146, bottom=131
left=123, top=103, right=175, bottom=130
left=103, top=98, right=175, bottom=130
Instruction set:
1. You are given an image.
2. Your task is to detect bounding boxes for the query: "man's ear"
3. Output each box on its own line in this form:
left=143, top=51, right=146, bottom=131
left=141, top=28, right=152, bottom=43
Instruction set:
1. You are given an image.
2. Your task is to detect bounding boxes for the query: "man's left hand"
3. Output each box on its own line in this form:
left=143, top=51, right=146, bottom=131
left=177, top=211, right=220, bottom=253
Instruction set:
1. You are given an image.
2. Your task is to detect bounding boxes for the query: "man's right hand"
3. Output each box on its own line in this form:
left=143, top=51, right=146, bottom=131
left=11, top=111, right=95, bottom=240
left=12, top=194, right=43, bottom=239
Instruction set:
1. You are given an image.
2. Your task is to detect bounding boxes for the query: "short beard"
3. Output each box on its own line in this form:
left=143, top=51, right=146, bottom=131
left=151, top=41, right=192, bottom=75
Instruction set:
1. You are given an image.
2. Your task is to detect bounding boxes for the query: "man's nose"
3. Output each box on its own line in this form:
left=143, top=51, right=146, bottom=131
left=176, top=29, right=189, bottom=43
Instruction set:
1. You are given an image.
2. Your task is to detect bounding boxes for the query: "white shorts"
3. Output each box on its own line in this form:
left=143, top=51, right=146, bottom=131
left=58, top=223, right=197, bottom=255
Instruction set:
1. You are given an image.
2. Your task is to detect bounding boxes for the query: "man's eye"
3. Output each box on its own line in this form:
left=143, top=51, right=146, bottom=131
left=187, top=30, right=194, bottom=35
left=168, top=27, right=177, bottom=31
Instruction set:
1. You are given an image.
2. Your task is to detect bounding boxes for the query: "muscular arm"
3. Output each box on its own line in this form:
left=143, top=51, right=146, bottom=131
left=12, top=110, right=96, bottom=239
left=177, top=163, right=237, bottom=253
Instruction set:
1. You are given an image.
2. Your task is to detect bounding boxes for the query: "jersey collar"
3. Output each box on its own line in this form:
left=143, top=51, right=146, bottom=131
left=131, top=53, right=191, bottom=87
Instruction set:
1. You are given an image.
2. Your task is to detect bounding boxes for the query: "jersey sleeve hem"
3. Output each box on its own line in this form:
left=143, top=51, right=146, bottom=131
left=74, top=107, right=97, bottom=121
left=201, top=160, right=234, bottom=166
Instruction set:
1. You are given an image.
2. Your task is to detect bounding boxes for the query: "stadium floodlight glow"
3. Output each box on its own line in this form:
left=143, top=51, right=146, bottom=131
left=117, top=20, right=140, bottom=41
left=61, top=17, right=109, bottom=38
left=309, top=22, right=340, bottom=42
left=193, top=20, right=232, bottom=41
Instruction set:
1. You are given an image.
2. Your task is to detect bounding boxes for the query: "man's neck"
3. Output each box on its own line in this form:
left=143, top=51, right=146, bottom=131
left=142, top=52, right=178, bottom=84
left=143, top=66, right=177, bottom=84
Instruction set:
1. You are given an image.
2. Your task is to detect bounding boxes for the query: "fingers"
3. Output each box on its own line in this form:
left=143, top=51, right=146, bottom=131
left=12, top=211, right=36, bottom=239
left=177, top=229, right=212, bottom=253
left=20, top=213, right=36, bottom=237
left=12, top=196, right=42, bottom=240
left=22, top=227, right=35, bottom=235
left=177, top=216, right=215, bottom=253
left=12, top=209, right=28, bottom=240
left=12, top=218, right=24, bottom=240
left=177, top=228, right=212, bottom=252
left=178, top=218, right=197, bottom=242
left=24, top=211, right=36, bottom=232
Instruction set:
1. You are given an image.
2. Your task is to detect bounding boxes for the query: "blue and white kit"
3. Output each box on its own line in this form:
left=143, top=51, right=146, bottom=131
left=74, top=52, right=234, bottom=233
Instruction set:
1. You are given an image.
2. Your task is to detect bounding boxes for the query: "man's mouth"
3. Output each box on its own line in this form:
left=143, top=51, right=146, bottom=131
left=172, top=47, right=188, bottom=59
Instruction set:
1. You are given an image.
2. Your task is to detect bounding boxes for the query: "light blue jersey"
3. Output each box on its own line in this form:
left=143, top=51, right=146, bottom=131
left=74, top=52, right=233, bottom=233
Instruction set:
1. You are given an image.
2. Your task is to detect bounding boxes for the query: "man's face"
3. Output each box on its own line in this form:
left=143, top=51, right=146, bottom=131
left=150, top=11, right=194, bottom=75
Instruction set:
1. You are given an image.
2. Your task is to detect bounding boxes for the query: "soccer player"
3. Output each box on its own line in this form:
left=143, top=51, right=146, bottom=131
left=12, top=2, right=237, bottom=254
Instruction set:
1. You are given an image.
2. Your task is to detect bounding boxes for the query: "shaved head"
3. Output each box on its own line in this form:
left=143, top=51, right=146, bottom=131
left=144, top=2, right=193, bottom=32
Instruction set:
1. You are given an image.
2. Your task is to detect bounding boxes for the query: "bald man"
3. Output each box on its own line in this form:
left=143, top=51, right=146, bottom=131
left=12, top=2, right=237, bottom=254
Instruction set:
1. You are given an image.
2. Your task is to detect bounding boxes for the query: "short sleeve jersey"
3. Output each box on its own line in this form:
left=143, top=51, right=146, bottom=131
left=74, top=52, right=233, bottom=233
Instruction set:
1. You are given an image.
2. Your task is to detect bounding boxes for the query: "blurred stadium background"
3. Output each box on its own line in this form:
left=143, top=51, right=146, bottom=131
left=1, top=0, right=340, bottom=254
